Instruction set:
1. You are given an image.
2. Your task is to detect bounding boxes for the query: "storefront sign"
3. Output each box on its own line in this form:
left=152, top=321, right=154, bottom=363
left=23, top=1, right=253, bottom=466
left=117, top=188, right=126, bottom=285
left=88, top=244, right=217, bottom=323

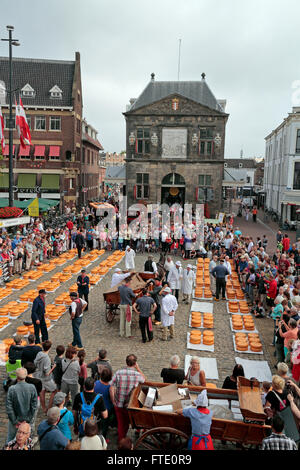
left=0, top=216, right=30, bottom=228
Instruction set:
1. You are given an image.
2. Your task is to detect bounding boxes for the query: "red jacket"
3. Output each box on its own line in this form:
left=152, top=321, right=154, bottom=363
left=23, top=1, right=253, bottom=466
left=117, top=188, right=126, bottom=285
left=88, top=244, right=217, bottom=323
left=282, top=237, right=290, bottom=252
left=265, top=279, right=277, bottom=299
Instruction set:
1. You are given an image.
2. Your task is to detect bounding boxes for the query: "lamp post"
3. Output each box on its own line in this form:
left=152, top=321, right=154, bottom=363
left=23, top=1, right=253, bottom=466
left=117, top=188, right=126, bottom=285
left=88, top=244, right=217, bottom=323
left=1, top=26, right=20, bottom=207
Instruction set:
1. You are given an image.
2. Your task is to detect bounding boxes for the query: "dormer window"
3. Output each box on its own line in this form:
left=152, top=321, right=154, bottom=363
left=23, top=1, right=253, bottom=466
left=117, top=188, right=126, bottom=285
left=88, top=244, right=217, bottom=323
left=49, top=85, right=62, bottom=99
left=21, top=83, right=35, bottom=98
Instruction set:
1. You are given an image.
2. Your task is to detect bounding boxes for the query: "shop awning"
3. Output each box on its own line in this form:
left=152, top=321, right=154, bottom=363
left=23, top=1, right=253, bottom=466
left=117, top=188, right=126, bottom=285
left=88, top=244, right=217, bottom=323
left=18, top=146, right=31, bottom=157
left=41, top=174, right=60, bottom=190
left=34, top=145, right=45, bottom=157
left=3, top=145, right=15, bottom=156
left=17, top=174, right=36, bottom=188
left=49, top=146, right=60, bottom=157
left=0, top=173, right=9, bottom=188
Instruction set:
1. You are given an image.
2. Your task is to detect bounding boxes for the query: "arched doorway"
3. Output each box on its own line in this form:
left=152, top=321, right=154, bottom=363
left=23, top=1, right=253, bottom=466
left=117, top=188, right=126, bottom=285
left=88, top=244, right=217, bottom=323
left=161, top=173, right=185, bottom=206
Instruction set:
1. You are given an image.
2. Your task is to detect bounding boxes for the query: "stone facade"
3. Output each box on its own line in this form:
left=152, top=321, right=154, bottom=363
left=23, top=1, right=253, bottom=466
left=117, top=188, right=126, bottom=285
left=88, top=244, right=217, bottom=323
left=124, top=89, right=229, bottom=216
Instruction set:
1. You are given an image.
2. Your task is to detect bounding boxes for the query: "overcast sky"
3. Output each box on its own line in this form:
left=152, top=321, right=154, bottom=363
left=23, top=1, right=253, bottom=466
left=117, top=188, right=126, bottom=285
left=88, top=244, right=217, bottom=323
left=1, top=0, right=300, bottom=157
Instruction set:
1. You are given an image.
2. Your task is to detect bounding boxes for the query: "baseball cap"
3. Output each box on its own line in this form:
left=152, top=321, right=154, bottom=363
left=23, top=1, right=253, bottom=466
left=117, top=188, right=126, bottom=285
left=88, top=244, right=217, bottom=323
left=53, top=392, right=66, bottom=406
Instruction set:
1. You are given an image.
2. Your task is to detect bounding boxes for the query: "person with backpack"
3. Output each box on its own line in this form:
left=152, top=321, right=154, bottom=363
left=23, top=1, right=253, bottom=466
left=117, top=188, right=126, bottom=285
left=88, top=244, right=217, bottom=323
left=87, top=349, right=112, bottom=380
left=69, top=292, right=87, bottom=350
left=53, top=392, right=74, bottom=441
left=72, top=377, right=107, bottom=438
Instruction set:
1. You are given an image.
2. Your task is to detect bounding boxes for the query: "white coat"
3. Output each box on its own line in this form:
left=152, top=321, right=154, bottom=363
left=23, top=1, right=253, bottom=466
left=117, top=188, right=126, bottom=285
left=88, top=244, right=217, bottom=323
left=167, top=266, right=182, bottom=290
left=161, top=294, right=178, bottom=327
left=111, top=272, right=131, bottom=288
left=125, top=248, right=135, bottom=270
left=181, top=269, right=195, bottom=295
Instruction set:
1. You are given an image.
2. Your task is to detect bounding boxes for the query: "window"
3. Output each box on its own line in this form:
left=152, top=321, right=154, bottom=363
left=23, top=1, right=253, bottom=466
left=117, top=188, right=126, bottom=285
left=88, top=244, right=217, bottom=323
left=21, top=83, right=35, bottom=98
left=199, top=127, right=214, bottom=156
left=76, top=118, right=81, bottom=134
left=27, top=117, right=31, bottom=130
left=296, top=130, right=300, bottom=154
left=136, top=173, right=149, bottom=199
left=198, top=175, right=212, bottom=186
left=50, top=116, right=61, bottom=131
left=69, top=178, right=74, bottom=189
left=293, top=162, right=300, bottom=189
left=35, top=116, right=46, bottom=131
left=49, top=85, right=62, bottom=99
left=82, top=149, right=85, bottom=164
left=136, top=128, right=150, bottom=154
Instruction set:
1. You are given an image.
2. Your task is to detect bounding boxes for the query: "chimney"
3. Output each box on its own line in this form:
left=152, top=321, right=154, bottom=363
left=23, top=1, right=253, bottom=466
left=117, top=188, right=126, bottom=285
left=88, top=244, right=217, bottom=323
left=151, top=73, right=155, bottom=82
left=201, top=72, right=206, bottom=80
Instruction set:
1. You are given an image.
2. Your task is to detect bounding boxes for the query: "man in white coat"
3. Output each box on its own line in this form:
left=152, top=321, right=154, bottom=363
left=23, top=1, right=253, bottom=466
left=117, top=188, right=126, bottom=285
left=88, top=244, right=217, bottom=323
left=167, top=261, right=182, bottom=301
left=111, top=268, right=131, bottom=288
left=182, top=264, right=195, bottom=304
left=161, top=287, right=178, bottom=341
left=125, top=246, right=135, bottom=271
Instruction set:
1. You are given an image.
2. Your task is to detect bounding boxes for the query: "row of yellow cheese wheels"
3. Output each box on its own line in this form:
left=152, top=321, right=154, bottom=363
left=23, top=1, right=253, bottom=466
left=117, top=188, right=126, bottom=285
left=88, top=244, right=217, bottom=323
left=0, top=250, right=125, bottom=356
left=190, top=329, right=214, bottom=345
left=234, top=332, right=262, bottom=352
left=232, top=314, right=255, bottom=331
left=228, top=301, right=249, bottom=314
left=191, top=312, right=214, bottom=328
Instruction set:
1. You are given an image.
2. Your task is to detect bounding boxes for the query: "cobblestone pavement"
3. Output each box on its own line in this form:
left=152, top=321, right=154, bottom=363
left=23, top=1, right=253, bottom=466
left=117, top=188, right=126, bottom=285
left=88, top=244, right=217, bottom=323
left=0, top=220, right=279, bottom=449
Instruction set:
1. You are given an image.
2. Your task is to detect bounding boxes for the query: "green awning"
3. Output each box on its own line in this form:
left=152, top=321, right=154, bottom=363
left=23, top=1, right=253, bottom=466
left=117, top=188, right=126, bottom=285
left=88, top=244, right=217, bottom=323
left=41, top=174, right=60, bottom=190
left=18, top=174, right=36, bottom=188
left=0, top=174, right=9, bottom=188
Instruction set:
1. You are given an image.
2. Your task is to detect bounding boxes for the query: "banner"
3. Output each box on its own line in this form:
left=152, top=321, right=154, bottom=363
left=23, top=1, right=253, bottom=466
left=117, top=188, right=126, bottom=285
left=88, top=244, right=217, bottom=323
left=28, top=198, right=39, bottom=217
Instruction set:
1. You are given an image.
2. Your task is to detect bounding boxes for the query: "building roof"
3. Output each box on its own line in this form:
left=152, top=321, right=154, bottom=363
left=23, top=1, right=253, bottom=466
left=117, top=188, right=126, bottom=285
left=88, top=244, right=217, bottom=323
left=128, top=76, right=225, bottom=113
left=0, top=56, right=75, bottom=108
left=82, top=132, right=103, bottom=150
left=224, top=158, right=256, bottom=169
left=105, top=166, right=126, bottom=179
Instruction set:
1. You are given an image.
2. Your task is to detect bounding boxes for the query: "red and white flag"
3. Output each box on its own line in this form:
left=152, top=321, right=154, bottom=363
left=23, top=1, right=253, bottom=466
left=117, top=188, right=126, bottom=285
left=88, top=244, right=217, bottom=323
left=15, top=97, right=31, bottom=149
left=0, top=106, right=5, bottom=153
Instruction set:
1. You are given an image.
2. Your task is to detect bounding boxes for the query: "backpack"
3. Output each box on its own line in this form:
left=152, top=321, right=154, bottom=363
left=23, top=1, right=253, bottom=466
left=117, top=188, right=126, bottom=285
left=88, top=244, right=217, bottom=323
left=78, top=392, right=101, bottom=436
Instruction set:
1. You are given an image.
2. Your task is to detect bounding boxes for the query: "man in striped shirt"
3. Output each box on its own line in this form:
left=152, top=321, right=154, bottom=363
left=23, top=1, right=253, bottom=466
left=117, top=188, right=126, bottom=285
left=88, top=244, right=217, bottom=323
left=261, top=415, right=297, bottom=450
left=110, top=354, right=145, bottom=443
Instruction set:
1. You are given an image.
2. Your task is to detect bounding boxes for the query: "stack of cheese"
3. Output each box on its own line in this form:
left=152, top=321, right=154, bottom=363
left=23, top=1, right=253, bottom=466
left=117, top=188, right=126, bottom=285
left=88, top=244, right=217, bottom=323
left=235, top=332, right=262, bottom=352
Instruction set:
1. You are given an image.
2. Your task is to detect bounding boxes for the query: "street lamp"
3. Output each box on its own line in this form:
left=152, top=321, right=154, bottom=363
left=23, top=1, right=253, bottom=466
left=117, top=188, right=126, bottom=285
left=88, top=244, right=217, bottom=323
left=1, top=25, right=20, bottom=207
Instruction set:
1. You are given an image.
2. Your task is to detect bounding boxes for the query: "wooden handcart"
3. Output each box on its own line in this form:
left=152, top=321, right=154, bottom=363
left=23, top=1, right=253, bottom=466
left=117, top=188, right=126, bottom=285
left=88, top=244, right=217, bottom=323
left=103, top=272, right=155, bottom=322
left=127, top=380, right=271, bottom=450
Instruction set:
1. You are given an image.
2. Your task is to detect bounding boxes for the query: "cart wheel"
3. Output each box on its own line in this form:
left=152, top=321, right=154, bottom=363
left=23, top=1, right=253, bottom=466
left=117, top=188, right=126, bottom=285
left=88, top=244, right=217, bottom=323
left=133, top=426, right=189, bottom=451
left=105, top=303, right=115, bottom=323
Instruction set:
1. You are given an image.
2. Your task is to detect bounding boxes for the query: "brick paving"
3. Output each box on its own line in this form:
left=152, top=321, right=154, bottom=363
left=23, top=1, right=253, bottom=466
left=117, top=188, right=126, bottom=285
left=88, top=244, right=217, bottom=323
left=0, top=219, right=281, bottom=449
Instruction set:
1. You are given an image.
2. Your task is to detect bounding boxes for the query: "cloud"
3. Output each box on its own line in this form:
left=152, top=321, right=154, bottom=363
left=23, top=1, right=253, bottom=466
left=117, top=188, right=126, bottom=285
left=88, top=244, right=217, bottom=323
left=1, top=0, right=300, bottom=156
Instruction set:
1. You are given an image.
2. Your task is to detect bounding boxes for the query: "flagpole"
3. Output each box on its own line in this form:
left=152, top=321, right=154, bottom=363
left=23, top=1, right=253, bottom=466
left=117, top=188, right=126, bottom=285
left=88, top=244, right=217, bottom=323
left=1, top=26, right=20, bottom=207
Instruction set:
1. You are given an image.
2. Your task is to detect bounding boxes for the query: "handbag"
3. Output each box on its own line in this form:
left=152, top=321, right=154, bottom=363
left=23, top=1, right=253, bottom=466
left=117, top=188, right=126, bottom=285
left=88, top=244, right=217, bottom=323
left=271, top=391, right=300, bottom=443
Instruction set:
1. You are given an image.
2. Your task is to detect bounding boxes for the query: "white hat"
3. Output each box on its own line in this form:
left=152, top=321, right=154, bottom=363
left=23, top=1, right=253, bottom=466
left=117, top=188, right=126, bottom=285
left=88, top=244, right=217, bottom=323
left=187, top=264, right=193, bottom=269
left=163, top=287, right=171, bottom=294
left=115, top=268, right=122, bottom=272
left=195, top=390, right=208, bottom=407
left=175, top=261, right=181, bottom=266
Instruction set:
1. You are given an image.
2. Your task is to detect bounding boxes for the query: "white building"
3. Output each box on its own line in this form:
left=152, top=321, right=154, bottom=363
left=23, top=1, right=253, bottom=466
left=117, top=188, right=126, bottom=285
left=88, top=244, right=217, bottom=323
left=264, top=106, right=300, bottom=223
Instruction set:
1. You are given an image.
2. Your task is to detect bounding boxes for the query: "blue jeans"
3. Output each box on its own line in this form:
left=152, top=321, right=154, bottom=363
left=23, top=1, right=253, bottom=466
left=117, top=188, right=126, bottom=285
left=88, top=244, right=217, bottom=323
left=72, top=316, right=83, bottom=348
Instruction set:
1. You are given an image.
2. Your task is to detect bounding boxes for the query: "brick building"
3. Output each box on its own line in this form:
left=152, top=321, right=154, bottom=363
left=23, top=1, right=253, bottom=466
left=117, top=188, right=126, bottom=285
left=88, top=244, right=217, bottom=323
left=0, top=52, right=88, bottom=209
left=81, top=119, right=103, bottom=207
left=123, top=73, right=229, bottom=215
